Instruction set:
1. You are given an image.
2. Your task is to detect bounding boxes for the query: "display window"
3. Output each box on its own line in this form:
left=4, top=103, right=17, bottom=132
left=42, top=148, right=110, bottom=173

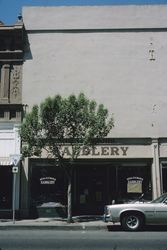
left=75, top=161, right=152, bottom=215
left=116, top=164, right=152, bottom=203
left=29, top=160, right=152, bottom=216
left=29, top=161, right=67, bottom=208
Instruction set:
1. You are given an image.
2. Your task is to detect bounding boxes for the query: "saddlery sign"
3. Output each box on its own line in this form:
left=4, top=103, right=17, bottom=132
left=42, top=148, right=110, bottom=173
left=60, top=145, right=152, bottom=159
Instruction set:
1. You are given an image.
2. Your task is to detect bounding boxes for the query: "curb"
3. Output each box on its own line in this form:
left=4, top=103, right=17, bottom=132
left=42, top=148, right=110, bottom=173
left=0, top=224, right=108, bottom=231
left=0, top=216, right=109, bottom=231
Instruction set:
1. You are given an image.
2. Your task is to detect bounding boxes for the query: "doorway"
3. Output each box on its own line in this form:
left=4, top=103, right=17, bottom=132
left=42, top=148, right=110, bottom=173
left=75, top=165, right=108, bottom=215
left=0, top=166, right=13, bottom=209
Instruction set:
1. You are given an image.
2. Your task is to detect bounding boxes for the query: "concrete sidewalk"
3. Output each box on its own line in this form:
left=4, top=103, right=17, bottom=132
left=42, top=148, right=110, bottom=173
left=0, top=216, right=111, bottom=230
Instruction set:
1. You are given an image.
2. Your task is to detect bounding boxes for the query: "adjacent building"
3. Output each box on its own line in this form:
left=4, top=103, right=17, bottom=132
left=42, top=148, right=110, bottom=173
left=19, top=5, right=167, bottom=217
left=0, top=18, right=24, bottom=217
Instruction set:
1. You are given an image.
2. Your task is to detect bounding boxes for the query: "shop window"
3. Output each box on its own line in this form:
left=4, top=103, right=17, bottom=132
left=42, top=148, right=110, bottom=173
left=116, top=164, right=152, bottom=203
left=10, top=110, right=16, bottom=119
left=0, top=110, right=4, bottom=118
left=30, top=162, right=67, bottom=209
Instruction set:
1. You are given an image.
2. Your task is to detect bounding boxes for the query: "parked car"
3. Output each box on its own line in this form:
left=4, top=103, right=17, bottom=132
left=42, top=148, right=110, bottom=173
left=104, top=193, right=167, bottom=231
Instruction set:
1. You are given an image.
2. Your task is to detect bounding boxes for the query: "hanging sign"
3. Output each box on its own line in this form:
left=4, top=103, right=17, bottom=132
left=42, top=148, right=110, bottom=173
left=127, top=177, right=143, bottom=193
left=40, top=177, right=56, bottom=185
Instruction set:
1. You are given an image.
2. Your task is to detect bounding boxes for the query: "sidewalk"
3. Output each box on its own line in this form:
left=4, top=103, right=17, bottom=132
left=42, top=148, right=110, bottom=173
left=0, top=216, right=111, bottom=231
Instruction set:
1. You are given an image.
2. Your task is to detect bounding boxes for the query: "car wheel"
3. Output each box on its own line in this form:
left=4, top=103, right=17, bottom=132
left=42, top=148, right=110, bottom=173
left=121, top=213, right=144, bottom=231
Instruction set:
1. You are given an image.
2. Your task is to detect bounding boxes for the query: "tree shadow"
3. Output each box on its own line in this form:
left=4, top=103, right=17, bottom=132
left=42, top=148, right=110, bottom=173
left=107, top=224, right=167, bottom=232
left=107, top=224, right=123, bottom=231
left=144, top=225, right=167, bottom=232
left=73, top=215, right=103, bottom=222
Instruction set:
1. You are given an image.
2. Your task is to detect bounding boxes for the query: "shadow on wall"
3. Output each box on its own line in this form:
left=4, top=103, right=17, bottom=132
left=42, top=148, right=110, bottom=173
left=24, top=32, right=33, bottom=61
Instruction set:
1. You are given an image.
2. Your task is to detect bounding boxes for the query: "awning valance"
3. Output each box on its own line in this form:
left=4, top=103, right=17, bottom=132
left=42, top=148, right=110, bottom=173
left=0, top=157, right=13, bottom=166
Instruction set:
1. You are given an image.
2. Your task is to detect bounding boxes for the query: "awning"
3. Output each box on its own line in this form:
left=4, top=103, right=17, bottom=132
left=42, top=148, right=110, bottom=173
left=0, top=157, right=13, bottom=166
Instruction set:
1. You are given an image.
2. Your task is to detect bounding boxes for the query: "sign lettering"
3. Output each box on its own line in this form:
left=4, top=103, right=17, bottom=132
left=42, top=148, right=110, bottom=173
left=40, top=177, right=56, bottom=185
left=62, top=146, right=129, bottom=157
left=127, top=177, right=143, bottom=193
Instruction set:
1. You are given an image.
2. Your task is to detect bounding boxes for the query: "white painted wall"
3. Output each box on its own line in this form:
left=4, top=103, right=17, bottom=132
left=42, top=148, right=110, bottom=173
left=22, top=5, right=167, bottom=138
left=0, top=125, right=20, bottom=158
left=0, top=125, right=21, bottom=210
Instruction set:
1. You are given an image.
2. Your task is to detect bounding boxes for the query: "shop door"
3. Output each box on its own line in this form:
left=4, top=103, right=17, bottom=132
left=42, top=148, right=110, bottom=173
left=76, top=166, right=107, bottom=215
left=0, top=166, right=13, bottom=209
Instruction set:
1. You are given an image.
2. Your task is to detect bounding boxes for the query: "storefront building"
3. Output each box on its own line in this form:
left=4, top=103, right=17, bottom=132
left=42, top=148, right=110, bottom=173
left=21, top=5, right=167, bottom=217
left=21, top=138, right=166, bottom=217
left=0, top=19, right=24, bottom=217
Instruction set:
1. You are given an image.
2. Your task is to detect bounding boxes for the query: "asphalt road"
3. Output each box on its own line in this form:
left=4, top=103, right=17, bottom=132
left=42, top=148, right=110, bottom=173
left=0, top=227, right=167, bottom=250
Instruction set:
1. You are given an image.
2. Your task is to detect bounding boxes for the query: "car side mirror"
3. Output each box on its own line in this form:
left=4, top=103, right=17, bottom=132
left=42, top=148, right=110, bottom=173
left=112, top=200, right=115, bottom=205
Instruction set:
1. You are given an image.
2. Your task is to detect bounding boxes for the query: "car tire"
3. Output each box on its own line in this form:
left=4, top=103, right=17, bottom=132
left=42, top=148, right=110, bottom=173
left=121, top=213, right=144, bottom=231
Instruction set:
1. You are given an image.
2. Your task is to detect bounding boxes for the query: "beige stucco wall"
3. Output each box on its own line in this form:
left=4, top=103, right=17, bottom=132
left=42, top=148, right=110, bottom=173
left=22, top=5, right=167, bottom=138
left=23, top=5, right=167, bottom=30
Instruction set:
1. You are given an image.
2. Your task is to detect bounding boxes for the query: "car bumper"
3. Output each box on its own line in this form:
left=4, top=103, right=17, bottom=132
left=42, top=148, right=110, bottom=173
left=103, top=214, right=111, bottom=222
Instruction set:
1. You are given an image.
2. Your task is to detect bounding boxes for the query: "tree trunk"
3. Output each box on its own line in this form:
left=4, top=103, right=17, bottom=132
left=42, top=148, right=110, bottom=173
left=67, top=176, right=73, bottom=223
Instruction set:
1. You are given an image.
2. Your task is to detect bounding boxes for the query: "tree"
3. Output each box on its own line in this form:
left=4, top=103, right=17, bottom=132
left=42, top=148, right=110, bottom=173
left=20, top=93, right=114, bottom=223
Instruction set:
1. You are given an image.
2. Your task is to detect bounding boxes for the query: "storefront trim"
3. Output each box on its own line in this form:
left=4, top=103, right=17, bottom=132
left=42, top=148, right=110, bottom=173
left=39, top=144, right=152, bottom=159
left=0, top=157, right=13, bottom=166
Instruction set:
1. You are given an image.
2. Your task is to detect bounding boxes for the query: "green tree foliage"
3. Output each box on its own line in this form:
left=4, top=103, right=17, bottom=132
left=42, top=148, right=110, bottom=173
left=20, top=93, right=114, bottom=222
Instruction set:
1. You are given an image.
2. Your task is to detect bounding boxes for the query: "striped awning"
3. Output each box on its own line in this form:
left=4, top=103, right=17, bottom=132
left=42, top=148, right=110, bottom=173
left=0, top=157, right=13, bottom=166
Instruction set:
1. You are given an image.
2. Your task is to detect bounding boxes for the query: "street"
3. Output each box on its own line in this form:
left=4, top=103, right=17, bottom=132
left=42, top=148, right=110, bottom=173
left=0, top=226, right=167, bottom=250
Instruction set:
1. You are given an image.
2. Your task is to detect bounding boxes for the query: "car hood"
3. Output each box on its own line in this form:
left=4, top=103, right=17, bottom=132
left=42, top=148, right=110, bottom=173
left=106, top=202, right=153, bottom=209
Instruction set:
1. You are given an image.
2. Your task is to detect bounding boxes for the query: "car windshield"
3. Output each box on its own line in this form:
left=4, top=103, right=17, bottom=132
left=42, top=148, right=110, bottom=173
left=151, top=193, right=167, bottom=203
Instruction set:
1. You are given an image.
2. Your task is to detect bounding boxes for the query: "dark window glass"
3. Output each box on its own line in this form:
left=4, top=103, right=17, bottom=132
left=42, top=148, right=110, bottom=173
left=0, top=110, right=4, bottom=118
left=10, top=110, right=16, bottom=119
left=117, top=165, right=152, bottom=203
left=30, top=162, right=67, bottom=208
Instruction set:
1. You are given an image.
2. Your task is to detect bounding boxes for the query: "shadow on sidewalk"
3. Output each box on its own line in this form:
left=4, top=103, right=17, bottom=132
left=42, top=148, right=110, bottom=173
left=73, top=215, right=103, bottom=222
left=107, top=224, right=167, bottom=232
